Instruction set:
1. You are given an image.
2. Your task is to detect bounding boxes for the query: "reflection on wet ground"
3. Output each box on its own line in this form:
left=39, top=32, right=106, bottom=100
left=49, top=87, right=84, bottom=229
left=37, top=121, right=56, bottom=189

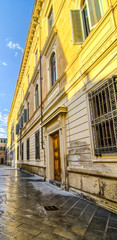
left=0, top=165, right=117, bottom=240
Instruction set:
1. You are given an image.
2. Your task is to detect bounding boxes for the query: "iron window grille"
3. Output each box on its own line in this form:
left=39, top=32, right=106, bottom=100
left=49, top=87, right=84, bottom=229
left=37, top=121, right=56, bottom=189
left=88, top=76, right=117, bottom=156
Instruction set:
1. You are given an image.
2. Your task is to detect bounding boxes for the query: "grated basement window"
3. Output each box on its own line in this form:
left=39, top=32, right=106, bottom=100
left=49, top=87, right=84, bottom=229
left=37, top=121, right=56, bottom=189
left=88, top=76, right=117, bottom=156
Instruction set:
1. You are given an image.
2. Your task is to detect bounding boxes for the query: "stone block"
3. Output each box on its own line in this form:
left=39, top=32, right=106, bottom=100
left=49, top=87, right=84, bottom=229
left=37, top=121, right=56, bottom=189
left=99, top=179, right=117, bottom=202
left=68, top=173, right=82, bottom=189
left=82, top=175, right=99, bottom=195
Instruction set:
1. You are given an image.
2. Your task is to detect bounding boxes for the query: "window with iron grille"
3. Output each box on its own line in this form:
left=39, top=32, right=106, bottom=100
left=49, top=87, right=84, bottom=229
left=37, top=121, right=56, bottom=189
left=88, top=76, right=117, bottom=156
left=27, top=138, right=30, bottom=160
left=35, top=131, right=40, bottom=160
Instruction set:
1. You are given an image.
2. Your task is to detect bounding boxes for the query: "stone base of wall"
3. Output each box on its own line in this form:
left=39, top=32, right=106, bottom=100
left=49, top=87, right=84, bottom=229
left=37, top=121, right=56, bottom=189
left=17, top=163, right=46, bottom=178
left=68, top=170, right=117, bottom=214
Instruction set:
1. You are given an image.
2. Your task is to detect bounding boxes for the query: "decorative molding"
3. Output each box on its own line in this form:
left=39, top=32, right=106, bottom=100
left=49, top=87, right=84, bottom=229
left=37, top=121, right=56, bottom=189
left=41, top=107, right=67, bottom=127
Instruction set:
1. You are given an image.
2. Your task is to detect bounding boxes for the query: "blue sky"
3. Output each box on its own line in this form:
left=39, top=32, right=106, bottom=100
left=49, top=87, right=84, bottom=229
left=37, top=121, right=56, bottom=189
left=0, top=0, right=35, bottom=138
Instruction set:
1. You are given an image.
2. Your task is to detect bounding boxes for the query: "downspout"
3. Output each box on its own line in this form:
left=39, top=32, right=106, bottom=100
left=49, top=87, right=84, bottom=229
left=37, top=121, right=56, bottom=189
left=40, top=54, right=44, bottom=149
left=39, top=21, right=44, bottom=149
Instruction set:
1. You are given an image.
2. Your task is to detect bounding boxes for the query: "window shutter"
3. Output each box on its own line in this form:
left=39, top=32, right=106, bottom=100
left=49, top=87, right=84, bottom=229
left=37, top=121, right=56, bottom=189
left=24, top=109, right=27, bottom=123
left=70, top=10, right=84, bottom=44
left=19, top=118, right=21, bottom=129
left=86, top=0, right=102, bottom=28
left=21, top=116, right=23, bottom=129
left=16, top=123, right=19, bottom=135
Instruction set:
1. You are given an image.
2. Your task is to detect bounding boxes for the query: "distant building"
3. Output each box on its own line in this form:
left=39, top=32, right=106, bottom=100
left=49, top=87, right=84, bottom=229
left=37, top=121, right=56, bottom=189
left=0, top=138, right=7, bottom=164
left=7, top=0, right=117, bottom=211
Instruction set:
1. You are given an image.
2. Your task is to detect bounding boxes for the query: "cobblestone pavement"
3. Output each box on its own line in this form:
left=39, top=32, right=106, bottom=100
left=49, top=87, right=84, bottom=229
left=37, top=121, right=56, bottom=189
left=0, top=165, right=117, bottom=240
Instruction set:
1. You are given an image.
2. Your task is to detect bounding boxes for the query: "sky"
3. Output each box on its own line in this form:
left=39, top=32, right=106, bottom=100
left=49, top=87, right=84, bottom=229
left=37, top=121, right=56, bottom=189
left=0, top=0, right=35, bottom=138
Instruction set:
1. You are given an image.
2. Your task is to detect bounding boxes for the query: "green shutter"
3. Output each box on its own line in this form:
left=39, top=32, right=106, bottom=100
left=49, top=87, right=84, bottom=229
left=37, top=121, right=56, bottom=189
left=70, top=10, right=84, bottom=44
left=16, top=123, right=19, bottom=135
left=24, top=109, right=27, bottom=123
left=86, top=0, right=102, bottom=28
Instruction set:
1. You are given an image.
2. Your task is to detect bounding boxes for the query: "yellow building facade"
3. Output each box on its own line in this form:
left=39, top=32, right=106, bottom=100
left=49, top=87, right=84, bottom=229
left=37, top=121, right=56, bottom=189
left=7, top=0, right=117, bottom=211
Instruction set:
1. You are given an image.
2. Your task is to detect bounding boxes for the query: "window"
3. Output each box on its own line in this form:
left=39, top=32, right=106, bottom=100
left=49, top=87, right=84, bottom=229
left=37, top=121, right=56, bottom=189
left=21, top=143, right=24, bottom=161
left=88, top=76, right=117, bottom=156
left=17, top=146, right=19, bottom=161
left=70, top=0, right=103, bottom=44
left=27, top=138, right=30, bottom=160
left=48, top=9, right=53, bottom=31
left=35, top=84, right=39, bottom=109
left=23, top=103, right=29, bottom=123
left=50, top=53, right=56, bottom=86
left=35, top=131, right=40, bottom=160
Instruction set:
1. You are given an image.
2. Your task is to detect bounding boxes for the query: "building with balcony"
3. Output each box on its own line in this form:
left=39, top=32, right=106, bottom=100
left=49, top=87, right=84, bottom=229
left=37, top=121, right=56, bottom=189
left=0, top=138, right=7, bottom=164
left=7, top=0, right=117, bottom=211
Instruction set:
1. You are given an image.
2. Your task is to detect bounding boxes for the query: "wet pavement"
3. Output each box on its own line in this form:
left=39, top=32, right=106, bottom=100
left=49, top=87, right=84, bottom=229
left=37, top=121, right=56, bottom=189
left=0, top=165, right=117, bottom=240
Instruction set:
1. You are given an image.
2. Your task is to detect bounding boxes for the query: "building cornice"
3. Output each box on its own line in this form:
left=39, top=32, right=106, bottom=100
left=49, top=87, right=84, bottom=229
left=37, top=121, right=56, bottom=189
left=7, top=0, right=44, bottom=128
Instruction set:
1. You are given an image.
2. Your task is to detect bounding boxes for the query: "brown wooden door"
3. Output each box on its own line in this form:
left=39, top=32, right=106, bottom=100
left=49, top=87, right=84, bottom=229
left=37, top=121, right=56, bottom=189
left=53, top=132, right=61, bottom=182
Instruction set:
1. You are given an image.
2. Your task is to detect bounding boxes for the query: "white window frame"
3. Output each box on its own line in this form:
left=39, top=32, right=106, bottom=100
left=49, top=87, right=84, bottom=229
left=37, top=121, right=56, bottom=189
left=86, top=0, right=103, bottom=30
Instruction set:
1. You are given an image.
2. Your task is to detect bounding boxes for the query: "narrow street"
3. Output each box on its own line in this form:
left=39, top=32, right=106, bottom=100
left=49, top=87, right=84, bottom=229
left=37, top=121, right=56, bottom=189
left=0, top=165, right=117, bottom=240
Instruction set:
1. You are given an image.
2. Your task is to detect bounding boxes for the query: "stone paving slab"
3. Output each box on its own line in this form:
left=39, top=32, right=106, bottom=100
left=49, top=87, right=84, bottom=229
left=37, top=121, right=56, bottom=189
left=0, top=165, right=117, bottom=240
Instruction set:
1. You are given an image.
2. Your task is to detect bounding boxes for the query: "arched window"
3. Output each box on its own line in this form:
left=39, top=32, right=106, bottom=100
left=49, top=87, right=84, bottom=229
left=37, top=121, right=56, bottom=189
left=35, top=84, right=39, bottom=109
left=50, top=53, right=56, bottom=86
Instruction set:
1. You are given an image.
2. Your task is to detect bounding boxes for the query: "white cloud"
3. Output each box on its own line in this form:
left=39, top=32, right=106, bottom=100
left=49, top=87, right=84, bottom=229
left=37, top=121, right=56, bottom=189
left=0, top=128, right=6, bottom=133
left=2, top=62, right=7, bottom=66
left=4, top=108, right=8, bottom=112
left=0, top=113, right=8, bottom=138
left=15, top=52, right=18, bottom=57
left=0, top=112, right=8, bottom=127
left=0, top=133, right=7, bottom=138
left=7, top=41, right=23, bottom=53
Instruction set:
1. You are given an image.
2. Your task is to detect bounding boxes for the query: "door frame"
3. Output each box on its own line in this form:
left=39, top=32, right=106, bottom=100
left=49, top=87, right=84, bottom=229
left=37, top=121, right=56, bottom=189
left=52, top=131, right=61, bottom=182
left=43, top=109, right=67, bottom=189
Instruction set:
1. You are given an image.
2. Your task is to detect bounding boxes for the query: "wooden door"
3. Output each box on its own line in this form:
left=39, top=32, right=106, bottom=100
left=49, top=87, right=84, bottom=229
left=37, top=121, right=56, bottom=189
left=53, top=132, right=61, bottom=182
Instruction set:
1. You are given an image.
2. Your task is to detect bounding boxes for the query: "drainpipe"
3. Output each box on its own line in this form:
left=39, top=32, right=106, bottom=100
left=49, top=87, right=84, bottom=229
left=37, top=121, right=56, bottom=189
left=39, top=54, right=44, bottom=149
left=38, top=17, right=44, bottom=150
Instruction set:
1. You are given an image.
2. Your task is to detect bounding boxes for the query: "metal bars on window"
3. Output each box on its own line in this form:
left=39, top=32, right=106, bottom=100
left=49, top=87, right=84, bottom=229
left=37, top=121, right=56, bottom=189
left=88, top=76, right=117, bottom=156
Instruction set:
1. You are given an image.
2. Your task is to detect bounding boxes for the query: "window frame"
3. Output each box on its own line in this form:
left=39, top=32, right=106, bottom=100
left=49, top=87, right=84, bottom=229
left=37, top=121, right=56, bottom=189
left=35, top=84, right=39, bottom=110
left=48, top=8, right=53, bottom=32
left=50, top=52, right=57, bottom=86
left=35, top=131, right=40, bottom=160
left=27, top=138, right=30, bottom=160
left=86, top=0, right=103, bottom=30
left=21, top=143, right=24, bottom=161
left=88, top=76, right=117, bottom=156
left=70, top=0, right=103, bottom=44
